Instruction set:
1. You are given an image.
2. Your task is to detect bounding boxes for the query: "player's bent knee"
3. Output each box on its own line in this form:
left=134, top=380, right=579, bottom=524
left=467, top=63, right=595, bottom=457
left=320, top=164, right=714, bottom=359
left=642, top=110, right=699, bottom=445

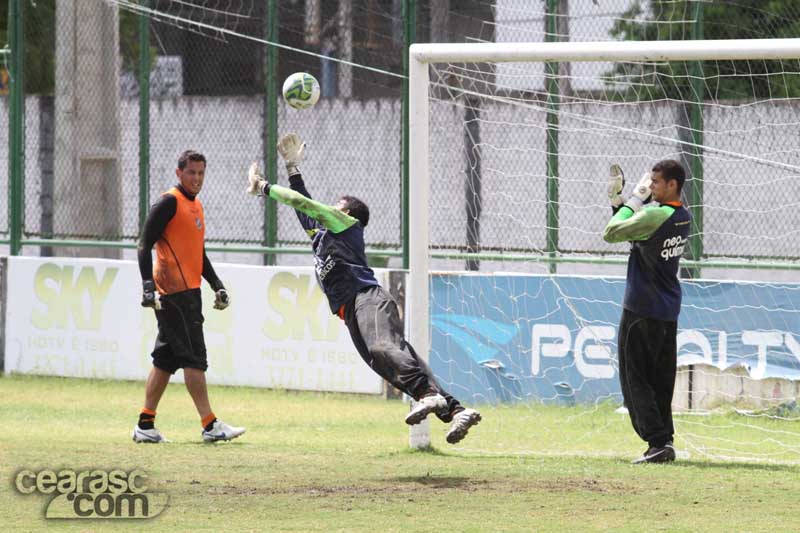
left=367, top=342, right=396, bottom=365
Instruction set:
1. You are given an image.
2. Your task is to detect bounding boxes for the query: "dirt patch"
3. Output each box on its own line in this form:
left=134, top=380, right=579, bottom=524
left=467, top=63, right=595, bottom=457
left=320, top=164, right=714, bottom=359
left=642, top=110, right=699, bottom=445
left=200, top=476, right=630, bottom=498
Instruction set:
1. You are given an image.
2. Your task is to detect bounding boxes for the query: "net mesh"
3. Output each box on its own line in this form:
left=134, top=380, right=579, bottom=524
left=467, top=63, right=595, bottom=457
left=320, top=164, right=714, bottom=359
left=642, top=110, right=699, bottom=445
left=422, top=31, right=800, bottom=461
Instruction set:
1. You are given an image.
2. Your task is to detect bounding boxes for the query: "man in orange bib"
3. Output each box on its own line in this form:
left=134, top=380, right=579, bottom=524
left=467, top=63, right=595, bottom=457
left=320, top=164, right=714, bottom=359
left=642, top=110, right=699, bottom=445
left=134, top=150, right=245, bottom=443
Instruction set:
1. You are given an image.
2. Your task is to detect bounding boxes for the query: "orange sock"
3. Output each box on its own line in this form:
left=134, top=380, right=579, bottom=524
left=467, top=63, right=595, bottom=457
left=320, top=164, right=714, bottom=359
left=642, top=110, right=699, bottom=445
left=201, top=412, right=216, bottom=430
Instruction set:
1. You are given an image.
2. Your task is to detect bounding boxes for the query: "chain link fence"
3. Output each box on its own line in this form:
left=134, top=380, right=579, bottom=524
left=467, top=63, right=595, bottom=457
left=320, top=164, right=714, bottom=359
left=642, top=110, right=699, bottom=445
left=424, top=0, right=800, bottom=276
left=4, top=0, right=800, bottom=272
left=8, top=0, right=409, bottom=262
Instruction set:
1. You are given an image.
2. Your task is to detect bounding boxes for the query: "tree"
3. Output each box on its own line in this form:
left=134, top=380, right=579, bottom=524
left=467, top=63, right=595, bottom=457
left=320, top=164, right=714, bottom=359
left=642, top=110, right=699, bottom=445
left=0, top=0, right=55, bottom=94
left=0, top=0, right=148, bottom=95
left=607, top=0, right=800, bottom=100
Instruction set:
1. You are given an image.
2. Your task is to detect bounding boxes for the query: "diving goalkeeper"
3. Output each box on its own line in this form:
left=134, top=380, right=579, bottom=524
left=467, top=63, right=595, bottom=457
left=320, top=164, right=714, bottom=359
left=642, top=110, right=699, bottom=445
left=603, top=160, right=691, bottom=464
left=246, top=133, right=481, bottom=444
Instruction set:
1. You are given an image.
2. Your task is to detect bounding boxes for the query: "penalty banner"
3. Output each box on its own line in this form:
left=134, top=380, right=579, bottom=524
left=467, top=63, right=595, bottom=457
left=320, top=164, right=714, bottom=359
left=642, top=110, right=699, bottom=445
left=429, top=274, right=800, bottom=404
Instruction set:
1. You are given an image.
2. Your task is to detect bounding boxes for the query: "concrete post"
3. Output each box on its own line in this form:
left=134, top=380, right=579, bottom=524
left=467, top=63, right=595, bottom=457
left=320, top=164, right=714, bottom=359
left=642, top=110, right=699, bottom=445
left=55, top=1, right=122, bottom=258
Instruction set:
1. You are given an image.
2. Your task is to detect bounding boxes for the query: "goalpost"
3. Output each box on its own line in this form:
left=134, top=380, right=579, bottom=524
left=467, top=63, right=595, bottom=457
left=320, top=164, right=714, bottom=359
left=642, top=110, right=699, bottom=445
left=408, top=39, right=800, bottom=460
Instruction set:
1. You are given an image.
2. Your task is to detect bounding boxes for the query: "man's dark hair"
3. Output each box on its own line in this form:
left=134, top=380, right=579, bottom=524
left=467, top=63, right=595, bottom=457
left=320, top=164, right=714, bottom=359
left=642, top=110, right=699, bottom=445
left=652, top=159, right=686, bottom=192
left=178, top=150, right=207, bottom=170
left=340, top=196, right=370, bottom=227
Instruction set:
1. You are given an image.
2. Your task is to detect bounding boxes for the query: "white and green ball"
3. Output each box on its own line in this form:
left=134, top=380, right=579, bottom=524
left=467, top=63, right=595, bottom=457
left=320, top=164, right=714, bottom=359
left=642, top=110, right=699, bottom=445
left=282, top=72, right=321, bottom=110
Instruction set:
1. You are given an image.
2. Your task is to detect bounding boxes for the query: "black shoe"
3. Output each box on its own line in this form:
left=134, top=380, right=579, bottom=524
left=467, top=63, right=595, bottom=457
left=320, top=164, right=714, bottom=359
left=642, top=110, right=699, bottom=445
left=632, top=442, right=676, bottom=464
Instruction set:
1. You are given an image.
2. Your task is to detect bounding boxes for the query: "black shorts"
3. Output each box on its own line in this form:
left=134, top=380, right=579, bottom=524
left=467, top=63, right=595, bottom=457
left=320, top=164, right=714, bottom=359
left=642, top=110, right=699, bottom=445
left=151, top=288, right=207, bottom=374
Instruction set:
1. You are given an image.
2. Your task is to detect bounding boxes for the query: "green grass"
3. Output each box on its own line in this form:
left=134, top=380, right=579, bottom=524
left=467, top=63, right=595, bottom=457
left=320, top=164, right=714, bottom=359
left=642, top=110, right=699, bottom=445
left=2, top=374, right=800, bottom=532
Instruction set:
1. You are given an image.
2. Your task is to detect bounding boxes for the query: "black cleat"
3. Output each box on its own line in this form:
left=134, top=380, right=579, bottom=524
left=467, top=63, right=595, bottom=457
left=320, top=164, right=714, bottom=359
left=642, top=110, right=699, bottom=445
left=632, top=442, right=676, bottom=464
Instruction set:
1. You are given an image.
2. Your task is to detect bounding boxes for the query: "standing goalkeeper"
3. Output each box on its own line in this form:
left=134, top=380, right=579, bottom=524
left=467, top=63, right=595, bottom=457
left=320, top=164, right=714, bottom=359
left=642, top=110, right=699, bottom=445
left=134, top=150, right=245, bottom=444
left=603, top=160, right=691, bottom=464
left=246, top=133, right=481, bottom=444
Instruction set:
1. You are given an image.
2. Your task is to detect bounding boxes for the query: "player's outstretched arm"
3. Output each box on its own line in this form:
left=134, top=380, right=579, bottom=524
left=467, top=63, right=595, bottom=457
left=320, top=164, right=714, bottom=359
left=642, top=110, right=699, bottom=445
left=246, top=161, right=356, bottom=234
left=246, top=162, right=268, bottom=196
left=277, top=133, right=305, bottom=177
left=267, top=132, right=358, bottom=234
left=246, top=131, right=306, bottom=196
left=269, top=185, right=357, bottom=234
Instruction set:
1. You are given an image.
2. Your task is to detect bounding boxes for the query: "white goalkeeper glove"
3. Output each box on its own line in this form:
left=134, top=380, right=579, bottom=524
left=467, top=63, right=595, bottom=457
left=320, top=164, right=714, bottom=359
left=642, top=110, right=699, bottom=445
left=607, top=163, right=625, bottom=208
left=213, top=288, right=230, bottom=310
left=277, top=133, right=305, bottom=176
left=247, top=162, right=268, bottom=196
left=625, top=171, right=652, bottom=212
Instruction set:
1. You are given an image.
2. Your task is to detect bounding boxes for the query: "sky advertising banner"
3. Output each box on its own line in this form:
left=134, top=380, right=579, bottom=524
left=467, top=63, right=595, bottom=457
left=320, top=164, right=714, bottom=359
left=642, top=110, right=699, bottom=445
left=4, top=257, right=383, bottom=394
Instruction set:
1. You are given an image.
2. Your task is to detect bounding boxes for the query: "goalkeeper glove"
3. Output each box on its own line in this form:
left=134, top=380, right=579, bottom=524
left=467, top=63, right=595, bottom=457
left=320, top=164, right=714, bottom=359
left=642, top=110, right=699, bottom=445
left=625, top=171, right=653, bottom=212
left=213, top=288, right=230, bottom=310
left=277, top=133, right=305, bottom=176
left=141, top=280, right=161, bottom=310
left=246, top=162, right=269, bottom=196
left=607, top=163, right=625, bottom=209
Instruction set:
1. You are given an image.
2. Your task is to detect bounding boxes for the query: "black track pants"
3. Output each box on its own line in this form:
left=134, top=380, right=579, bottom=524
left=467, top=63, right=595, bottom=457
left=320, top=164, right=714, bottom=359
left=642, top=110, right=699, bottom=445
left=343, top=285, right=461, bottom=420
left=618, top=309, right=678, bottom=448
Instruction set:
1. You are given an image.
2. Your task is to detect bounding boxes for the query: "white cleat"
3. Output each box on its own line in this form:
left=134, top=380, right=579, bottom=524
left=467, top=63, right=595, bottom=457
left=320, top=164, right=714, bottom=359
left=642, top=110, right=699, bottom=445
left=445, top=408, right=481, bottom=444
left=202, top=420, right=246, bottom=442
left=132, top=426, right=169, bottom=443
left=405, top=394, right=449, bottom=425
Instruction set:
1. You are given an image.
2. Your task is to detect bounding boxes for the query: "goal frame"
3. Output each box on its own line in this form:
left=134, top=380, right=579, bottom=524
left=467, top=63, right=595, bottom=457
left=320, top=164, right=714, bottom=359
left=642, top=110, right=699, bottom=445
left=407, top=38, right=800, bottom=448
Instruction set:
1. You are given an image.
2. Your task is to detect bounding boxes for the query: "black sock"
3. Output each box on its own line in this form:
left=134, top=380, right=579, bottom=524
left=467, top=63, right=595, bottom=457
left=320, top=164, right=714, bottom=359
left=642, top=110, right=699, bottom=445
left=138, top=411, right=155, bottom=430
left=204, top=418, right=217, bottom=432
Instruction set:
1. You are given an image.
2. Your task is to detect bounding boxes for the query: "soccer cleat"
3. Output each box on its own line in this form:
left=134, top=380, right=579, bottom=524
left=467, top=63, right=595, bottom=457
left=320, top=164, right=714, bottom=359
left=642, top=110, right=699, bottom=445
left=132, top=425, right=169, bottom=443
left=632, top=442, right=676, bottom=464
left=445, top=408, right=482, bottom=444
left=202, top=420, right=246, bottom=443
left=405, top=394, right=449, bottom=425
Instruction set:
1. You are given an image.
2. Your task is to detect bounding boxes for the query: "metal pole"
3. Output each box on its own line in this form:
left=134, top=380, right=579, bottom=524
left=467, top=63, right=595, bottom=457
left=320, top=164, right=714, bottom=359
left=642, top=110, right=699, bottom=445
left=688, top=1, right=704, bottom=278
left=138, top=0, right=151, bottom=232
left=8, top=0, right=24, bottom=256
left=401, top=0, right=415, bottom=270
left=465, top=98, right=481, bottom=271
left=407, top=46, right=431, bottom=449
left=545, top=0, right=559, bottom=274
left=264, top=0, right=279, bottom=265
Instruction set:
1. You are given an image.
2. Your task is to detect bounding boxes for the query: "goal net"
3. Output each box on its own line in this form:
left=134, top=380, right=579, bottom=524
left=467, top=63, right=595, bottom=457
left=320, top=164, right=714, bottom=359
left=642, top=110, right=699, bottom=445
left=409, top=39, right=800, bottom=463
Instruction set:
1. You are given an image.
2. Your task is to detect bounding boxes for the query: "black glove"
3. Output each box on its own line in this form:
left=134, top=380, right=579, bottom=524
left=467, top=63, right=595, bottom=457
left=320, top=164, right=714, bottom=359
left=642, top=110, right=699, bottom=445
left=141, top=280, right=160, bottom=309
left=213, top=288, right=230, bottom=310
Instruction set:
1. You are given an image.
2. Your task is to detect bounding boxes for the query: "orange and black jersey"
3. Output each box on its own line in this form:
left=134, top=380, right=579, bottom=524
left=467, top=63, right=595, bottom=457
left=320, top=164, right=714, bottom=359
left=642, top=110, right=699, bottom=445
left=138, top=184, right=223, bottom=295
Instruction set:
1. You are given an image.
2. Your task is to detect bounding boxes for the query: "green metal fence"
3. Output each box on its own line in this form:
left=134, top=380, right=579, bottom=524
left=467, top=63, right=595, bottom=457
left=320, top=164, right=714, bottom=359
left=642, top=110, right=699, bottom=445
left=4, top=0, right=800, bottom=276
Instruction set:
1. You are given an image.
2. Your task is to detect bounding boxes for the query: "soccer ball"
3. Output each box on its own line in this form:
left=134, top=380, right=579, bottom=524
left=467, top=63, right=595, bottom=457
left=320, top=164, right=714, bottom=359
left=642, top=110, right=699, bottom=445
left=282, top=72, right=320, bottom=110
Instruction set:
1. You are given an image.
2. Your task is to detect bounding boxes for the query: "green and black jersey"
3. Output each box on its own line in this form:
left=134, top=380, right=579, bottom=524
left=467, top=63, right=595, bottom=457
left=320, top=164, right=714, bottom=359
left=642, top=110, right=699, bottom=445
left=603, top=202, right=691, bottom=322
left=266, top=176, right=379, bottom=314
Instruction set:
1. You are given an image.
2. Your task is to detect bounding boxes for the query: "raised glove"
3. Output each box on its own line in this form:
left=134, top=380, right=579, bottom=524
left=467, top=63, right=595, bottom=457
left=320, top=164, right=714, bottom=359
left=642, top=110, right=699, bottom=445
left=607, top=163, right=625, bottom=208
left=277, top=133, right=305, bottom=176
left=141, top=280, right=161, bottom=310
left=247, top=162, right=268, bottom=196
left=213, top=288, right=230, bottom=310
left=625, top=171, right=652, bottom=212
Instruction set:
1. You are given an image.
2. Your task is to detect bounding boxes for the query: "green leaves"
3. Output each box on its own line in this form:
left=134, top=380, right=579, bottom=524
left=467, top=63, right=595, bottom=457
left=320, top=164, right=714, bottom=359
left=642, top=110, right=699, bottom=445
left=606, top=0, right=800, bottom=100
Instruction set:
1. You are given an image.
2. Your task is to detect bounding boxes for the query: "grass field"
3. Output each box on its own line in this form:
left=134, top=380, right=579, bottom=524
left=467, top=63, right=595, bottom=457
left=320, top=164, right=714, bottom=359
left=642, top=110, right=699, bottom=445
left=3, top=374, right=800, bottom=532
